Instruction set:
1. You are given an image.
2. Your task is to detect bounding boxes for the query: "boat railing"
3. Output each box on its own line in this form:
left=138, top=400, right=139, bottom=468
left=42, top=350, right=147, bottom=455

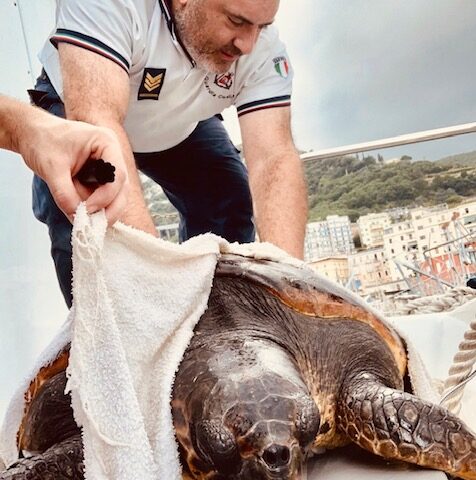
left=300, top=122, right=476, bottom=161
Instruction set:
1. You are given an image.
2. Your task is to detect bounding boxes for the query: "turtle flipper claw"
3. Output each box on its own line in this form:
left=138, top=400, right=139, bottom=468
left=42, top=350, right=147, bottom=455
left=0, top=434, right=83, bottom=480
left=338, top=378, right=476, bottom=480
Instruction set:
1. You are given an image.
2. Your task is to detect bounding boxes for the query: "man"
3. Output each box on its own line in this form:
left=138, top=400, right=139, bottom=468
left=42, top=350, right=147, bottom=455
left=33, top=0, right=308, bottom=307
left=0, top=94, right=128, bottom=224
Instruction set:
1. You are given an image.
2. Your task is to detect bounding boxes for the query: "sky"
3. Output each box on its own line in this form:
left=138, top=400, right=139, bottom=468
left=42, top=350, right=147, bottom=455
left=226, top=0, right=476, bottom=160
left=0, top=0, right=476, bottom=418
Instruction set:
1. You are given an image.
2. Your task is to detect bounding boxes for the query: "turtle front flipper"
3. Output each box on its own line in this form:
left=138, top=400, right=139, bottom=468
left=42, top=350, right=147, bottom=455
left=337, top=375, right=476, bottom=479
left=0, top=434, right=83, bottom=480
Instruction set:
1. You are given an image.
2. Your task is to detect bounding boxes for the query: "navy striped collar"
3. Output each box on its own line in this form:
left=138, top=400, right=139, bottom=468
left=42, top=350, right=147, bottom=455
left=158, top=0, right=174, bottom=37
left=158, top=0, right=196, bottom=66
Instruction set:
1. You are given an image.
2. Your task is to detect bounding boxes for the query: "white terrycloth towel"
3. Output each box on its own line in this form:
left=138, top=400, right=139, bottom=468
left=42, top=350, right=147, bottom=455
left=67, top=206, right=223, bottom=480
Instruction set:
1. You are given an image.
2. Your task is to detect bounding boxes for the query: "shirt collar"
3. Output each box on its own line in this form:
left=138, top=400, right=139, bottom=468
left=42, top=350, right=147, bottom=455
left=158, top=0, right=196, bottom=66
left=158, top=0, right=174, bottom=37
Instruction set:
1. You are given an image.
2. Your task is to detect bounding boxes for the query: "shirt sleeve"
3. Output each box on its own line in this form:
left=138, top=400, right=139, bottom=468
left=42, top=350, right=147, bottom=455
left=234, top=27, right=293, bottom=117
left=50, top=0, right=137, bottom=74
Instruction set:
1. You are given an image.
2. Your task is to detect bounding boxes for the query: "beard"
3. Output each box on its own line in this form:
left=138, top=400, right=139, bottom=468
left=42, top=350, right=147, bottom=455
left=173, top=2, right=241, bottom=73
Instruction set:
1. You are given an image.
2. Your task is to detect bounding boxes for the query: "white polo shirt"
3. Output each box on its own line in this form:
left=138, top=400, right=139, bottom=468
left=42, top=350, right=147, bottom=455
left=39, top=0, right=293, bottom=153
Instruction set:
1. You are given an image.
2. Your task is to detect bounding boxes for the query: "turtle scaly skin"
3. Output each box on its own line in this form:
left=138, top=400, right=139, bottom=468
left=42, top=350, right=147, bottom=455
left=1, top=254, right=476, bottom=479
left=0, top=435, right=83, bottom=480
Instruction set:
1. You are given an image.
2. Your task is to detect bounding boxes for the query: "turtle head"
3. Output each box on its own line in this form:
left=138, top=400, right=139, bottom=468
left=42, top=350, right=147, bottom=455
left=191, top=383, right=320, bottom=479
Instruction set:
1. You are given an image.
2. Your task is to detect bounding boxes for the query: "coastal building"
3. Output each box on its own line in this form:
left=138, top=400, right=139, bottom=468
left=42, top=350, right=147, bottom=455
left=327, top=215, right=356, bottom=255
left=357, top=212, right=392, bottom=248
left=348, top=248, right=392, bottom=295
left=304, top=221, right=333, bottom=261
left=382, top=200, right=476, bottom=283
left=308, top=256, right=350, bottom=285
left=305, top=215, right=355, bottom=262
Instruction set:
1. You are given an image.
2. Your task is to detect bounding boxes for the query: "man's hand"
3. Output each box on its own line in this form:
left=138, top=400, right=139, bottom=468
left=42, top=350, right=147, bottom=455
left=0, top=95, right=129, bottom=225
left=21, top=110, right=129, bottom=224
left=240, top=106, right=308, bottom=259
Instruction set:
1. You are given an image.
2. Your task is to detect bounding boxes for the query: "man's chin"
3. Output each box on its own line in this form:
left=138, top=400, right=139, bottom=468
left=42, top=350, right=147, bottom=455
left=196, top=55, right=234, bottom=74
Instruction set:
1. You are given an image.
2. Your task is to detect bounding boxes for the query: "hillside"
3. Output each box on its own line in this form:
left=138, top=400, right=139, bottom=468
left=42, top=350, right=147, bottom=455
left=304, top=153, right=476, bottom=222
left=436, top=150, right=476, bottom=167
left=140, top=152, right=476, bottom=226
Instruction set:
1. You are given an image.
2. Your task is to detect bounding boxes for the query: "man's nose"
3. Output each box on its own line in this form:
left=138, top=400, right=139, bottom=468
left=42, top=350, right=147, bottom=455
left=233, top=26, right=260, bottom=55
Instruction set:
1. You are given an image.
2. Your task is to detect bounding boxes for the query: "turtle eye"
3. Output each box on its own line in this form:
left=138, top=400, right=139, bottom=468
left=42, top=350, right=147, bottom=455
left=194, top=419, right=241, bottom=475
left=224, top=403, right=257, bottom=437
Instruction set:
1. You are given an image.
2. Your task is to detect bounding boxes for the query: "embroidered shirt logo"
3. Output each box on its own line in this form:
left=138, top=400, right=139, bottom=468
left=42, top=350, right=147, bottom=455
left=273, top=56, right=289, bottom=78
left=138, top=68, right=166, bottom=100
left=214, top=72, right=234, bottom=90
left=204, top=74, right=235, bottom=100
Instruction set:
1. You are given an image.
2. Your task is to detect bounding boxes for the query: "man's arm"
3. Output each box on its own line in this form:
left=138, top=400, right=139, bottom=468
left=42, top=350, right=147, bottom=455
left=239, top=106, right=308, bottom=259
left=58, top=43, right=157, bottom=235
left=0, top=94, right=129, bottom=224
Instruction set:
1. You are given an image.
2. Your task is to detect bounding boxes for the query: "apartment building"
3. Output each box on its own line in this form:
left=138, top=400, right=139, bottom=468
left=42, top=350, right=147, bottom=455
left=306, top=215, right=356, bottom=262
left=454, top=199, right=476, bottom=235
left=305, top=215, right=355, bottom=262
left=327, top=215, right=355, bottom=255
left=304, top=221, right=333, bottom=261
left=382, top=201, right=476, bottom=281
left=357, top=212, right=392, bottom=248
left=348, top=248, right=392, bottom=294
left=308, top=256, right=350, bottom=285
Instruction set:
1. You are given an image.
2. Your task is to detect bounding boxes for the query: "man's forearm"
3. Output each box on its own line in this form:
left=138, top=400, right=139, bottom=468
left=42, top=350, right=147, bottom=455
left=0, top=95, right=38, bottom=153
left=249, top=150, right=308, bottom=259
left=58, top=43, right=156, bottom=235
left=96, top=120, right=157, bottom=235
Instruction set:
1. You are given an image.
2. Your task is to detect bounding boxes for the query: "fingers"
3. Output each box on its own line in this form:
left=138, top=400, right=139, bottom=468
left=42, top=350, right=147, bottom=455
left=84, top=179, right=129, bottom=225
left=81, top=127, right=129, bottom=223
left=61, top=125, right=128, bottom=224
left=103, top=183, right=129, bottom=226
left=49, top=174, right=83, bottom=223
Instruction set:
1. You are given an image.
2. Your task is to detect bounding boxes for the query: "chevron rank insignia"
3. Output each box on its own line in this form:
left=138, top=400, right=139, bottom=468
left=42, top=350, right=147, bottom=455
left=138, top=68, right=166, bottom=100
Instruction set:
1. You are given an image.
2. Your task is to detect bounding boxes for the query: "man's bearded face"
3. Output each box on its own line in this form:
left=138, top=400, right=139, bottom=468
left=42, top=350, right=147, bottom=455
left=173, top=0, right=278, bottom=73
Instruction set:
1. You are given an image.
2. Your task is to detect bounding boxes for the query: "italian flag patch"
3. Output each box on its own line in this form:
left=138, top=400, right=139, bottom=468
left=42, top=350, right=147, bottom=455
left=273, top=56, right=289, bottom=78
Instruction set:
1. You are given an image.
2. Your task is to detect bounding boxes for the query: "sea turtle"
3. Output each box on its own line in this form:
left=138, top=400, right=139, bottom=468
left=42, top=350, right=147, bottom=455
left=1, top=253, right=476, bottom=479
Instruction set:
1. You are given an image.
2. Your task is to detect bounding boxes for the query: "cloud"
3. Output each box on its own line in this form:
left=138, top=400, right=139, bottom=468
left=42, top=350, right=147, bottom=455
left=246, top=0, right=476, bottom=160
